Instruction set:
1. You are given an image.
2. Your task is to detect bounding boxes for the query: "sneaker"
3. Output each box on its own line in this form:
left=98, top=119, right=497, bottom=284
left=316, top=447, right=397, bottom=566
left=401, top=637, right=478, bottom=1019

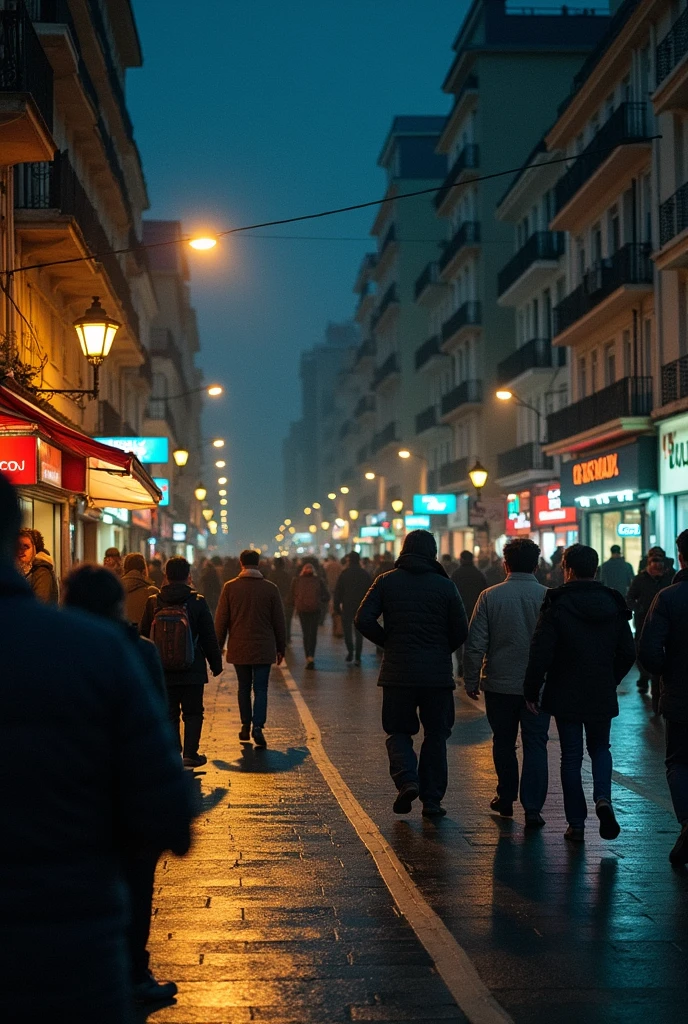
left=669, top=822, right=688, bottom=865
left=345, top=651, right=354, bottom=663
left=133, top=971, right=178, bottom=1005
left=182, top=753, right=207, bottom=768
left=305, top=661, right=315, bottom=671
left=490, top=795, right=513, bottom=818
left=392, top=782, right=419, bottom=814
left=239, top=725, right=251, bottom=742
left=595, top=798, right=621, bottom=840
left=422, top=803, right=447, bottom=818
left=524, top=810, right=546, bottom=829
left=564, top=825, right=585, bottom=842
left=252, top=727, right=267, bottom=748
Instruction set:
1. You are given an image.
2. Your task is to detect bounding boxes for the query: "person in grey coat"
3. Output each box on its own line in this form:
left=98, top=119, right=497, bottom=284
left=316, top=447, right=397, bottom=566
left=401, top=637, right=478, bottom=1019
left=464, top=537, right=549, bottom=827
left=599, top=544, right=634, bottom=596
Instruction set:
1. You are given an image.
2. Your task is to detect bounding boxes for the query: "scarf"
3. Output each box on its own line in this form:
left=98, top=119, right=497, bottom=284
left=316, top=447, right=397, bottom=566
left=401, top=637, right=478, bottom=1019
left=239, top=568, right=263, bottom=578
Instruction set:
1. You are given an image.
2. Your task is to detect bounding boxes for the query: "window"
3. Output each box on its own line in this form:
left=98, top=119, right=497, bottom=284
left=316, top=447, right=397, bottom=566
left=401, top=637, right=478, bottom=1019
left=605, top=93, right=615, bottom=121
left=604, top=343, right=616, bottom=386
left=543, top=289, right=552, bottom=340
left=577, top=239, right=586, bottom=282
left=592, top=222, right=602, bottom=264
left=608, top=205, right=621, bottom=253
left=623, top=329, right=632, bottom=377
left=644, top=320, right=653, bottom=377
left=578, top=356, right=587, bottom=398
left=591, top=349, right=598, bottom=392
left=532, top=298, right=539, bottom=338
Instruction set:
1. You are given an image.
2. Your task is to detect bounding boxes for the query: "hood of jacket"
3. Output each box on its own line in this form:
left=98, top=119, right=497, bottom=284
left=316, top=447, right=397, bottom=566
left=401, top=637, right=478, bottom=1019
left=159, top=582, right=194, bottom=605
left=394, top=553, right=449, bottom=578
left=33, top=550, right=54, bottom=568
left=122, top=570, right=152, bottom=593
left=548, top=579, right=630, bottom=622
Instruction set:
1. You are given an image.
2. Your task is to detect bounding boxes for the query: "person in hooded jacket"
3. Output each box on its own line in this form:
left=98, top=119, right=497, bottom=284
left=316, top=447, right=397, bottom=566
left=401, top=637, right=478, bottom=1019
left=291, top=563, right=329, bottom=669
left=16, top=527, right=58, bottom=603
left=355, top=530, right=468, bottom=818
left=140, top=556, right=223, bottom=767
left=333, top=551, right=372, bottom=665
left=524, top=543, right=636, bottom=844
left=626, top=552, right=674, bottom=704
left=121, top=552, right=160, bottom=627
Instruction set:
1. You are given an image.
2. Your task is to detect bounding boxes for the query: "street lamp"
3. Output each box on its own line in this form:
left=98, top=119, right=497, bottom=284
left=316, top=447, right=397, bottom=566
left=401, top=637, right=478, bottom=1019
left=202, top=509, right=214, bottom=522
left=194, top=484, right=207, bottom=501
left=215, top=459, right=226, bottom=468
left=219, top=489, right=227, bottom=496
left=320, top=520, right=330, bottom=530
left=496, top=388, right=543, bottom=438
left=468, top=460, right=488, bottom=499
left=284, top=519, right=292, bottom=526
left=308, top=524, right=317, bottom=534
left=212, top=439, right=225, bottom=448
left=398, top=449, right=411, bottom=460
left=36, top=296, right=120, bottom=401
left=313, top=502, right=321, bottom=510
left=340, top=486, right=350, bottom=495
left=327, top=492, right=337, bottom=501
left=208, top=520, right=218, bottom=534
left=391, top=499, right=404, bottom=513
left=188, top=235, right=218, bottom=251
left=166, top=384, right=224, bottom=400
left=173, top=448, right=189, bottom=467
left=349, top=509, right=359, bottom=521
left=304, top=506, right=312, bottom=515
left=364, top=471, right=376, bottom=480
left=218, top=476, right=227, bottom=485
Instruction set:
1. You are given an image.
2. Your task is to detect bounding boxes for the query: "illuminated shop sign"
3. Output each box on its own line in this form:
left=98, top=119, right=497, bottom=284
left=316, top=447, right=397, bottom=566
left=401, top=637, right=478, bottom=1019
left=506, top=491, right=531, bottom=535
left=0, top=435, right=62, bottom=488
left=172, top=522, right=187, bottom=541
left=618, top=523, right=642, bottom=537
left=413, top=493, right=457, bottom=515
left=659, top=412, right=688, bottom=495
left=533, top=488, right=577, bottom=527
left=153, top=478, right=170, bottom=507
left=561, top=439, right=656, bottom=507
left=95, top=436, right=169, bottom=464
left=405, top=514, right=431, bottom=529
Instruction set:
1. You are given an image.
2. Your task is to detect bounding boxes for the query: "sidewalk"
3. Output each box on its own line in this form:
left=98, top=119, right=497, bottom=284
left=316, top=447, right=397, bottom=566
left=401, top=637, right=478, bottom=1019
left=144, top=666, right=466, bottom=1024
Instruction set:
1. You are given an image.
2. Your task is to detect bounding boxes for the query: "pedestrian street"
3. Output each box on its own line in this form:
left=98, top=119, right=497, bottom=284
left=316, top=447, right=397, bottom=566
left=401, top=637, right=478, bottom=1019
left=143, top=628, right=688, bottom=1024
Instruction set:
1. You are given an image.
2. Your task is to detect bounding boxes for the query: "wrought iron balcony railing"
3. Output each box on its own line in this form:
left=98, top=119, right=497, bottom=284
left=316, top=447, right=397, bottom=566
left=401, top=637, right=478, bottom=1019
left=415, top=334, right=442, bottom=371
left=659, top=181, right=688, bottom=247
left=370, top=420, right=398, bottom=454
left=553, top=244, right=652, bottom=337
left=372, top=353, right=399, bottom=390
left=440, top=379, right=483, bottom=417
left=497, top=231, right=565, bottom=297
left=415, top=405, right=438, bottom=434
left=547, top=376, right=653, bottom=444
left=0, top=5, right=53, bottom=131
left=661, top=355, right=688, bottom=405
left=656, top=7, right=688, bottom=87
left=497, top=442, right=553, bottom=478
left=414, top=261, right=441, bottom=301
left=439, top=457, right=468, bottom=487
left=497, top=337, right=566, bottom=384
left=438, top=222, right=480, bottom=274
left=441, top=302, right=482, bottom=344
left=434, top=144, right=479, bottom=209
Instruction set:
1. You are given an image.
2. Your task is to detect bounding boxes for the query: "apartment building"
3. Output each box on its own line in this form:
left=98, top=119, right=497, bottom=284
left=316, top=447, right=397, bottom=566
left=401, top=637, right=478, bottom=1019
left=418, top=0, right=609, bottom=557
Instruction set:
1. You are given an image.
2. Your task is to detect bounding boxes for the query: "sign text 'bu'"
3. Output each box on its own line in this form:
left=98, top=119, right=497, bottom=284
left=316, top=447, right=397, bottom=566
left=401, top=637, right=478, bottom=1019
left=413, top=493, right=457, bottom=515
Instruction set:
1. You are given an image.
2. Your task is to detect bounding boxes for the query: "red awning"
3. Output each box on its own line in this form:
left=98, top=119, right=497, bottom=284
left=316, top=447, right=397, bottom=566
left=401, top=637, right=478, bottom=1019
left=0, top=385, right=161, bottom=508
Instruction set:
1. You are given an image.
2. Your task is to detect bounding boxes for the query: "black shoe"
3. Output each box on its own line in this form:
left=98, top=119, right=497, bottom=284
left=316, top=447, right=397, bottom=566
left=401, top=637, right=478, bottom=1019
left=525, top=810, right=546, bottom=829
left=422, top=802, right=447, bottom=818
left=669, top=822, right=688, bottom=864
left=490, top=795, right=513, bottom=817
left=182, top=753, right=207, bottom=768
left=595, top=798, right=621, bottom=840
left=345, top=651, right=354, bottom=663
left=305, top=660, right=315, bottom=670
left=393, top=782, right=419, bottom=814
left=252, top=727, right=267, bottom=748
left=354, top=658, right=361, bottom=666
left=239, top=724, right=251, bottom=742
left=564, top=825, right=585, bottom=842
left=133, top=971, right=178, bottom=1005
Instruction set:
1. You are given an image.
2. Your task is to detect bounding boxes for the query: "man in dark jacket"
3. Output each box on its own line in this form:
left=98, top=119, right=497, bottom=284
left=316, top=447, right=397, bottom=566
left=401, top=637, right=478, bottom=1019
left=626, top=553, right=674, bottom=700
left=215, top=548, right=286, bottom=748
left=355, top=530, right=468, bottom=818
left=0, top=473, right=193, bottom=1024
left=524, top=544, right=635, bottom=844
left=268, top=556, right=293, bottom=644
left=334, top=551, right=372, bottom=665
left=450, top=550, right=487, bottom=679
left=599, top=543, right=634, bottom=595
left=638, top=529, right=688, bottom=865
left=140, top=556, right=223, bottom=768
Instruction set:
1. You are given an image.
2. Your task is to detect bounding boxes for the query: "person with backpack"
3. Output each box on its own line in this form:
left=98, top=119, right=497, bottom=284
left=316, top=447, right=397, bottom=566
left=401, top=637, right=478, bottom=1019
left=291, top=562, right=329, bottom=669
left=140, top=556, right=223, bottom=768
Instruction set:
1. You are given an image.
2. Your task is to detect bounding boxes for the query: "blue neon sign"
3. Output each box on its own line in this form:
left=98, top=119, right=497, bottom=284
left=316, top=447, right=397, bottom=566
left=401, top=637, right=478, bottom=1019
left=95, top=436, right=169, bottom=464
left=413, top=493, right=457, bottom=515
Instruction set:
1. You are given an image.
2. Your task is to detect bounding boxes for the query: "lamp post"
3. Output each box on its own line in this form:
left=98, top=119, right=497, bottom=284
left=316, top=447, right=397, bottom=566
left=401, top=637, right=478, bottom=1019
left=496, top=389, right=544, bottom=442
left=35, top=296, right=120, bottom=401
left=468, top=460, right=488, bottom=500
left=172, top=438, right=226, bottom=467
left=166, top=384, right=224, bottom=400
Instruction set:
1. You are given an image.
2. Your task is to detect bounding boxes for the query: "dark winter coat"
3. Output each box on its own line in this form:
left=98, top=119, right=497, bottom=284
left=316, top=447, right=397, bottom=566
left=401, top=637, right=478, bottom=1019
left=200, top=562, right=222, bottom=613
left=599, top=555, right=635, bottom=596
left=215, top=573, right=287, bottom=665
left=626, top=569, right=674, bottom=635
left=354, top=553, right=468, bottom=688
left=122, top=623, right=167, bottom=702
left=333, top=566, right=372, bottom=615
left=121, top=569, right=159, bottom=627
left=523, top=580, right=635, bottom=721
left=450, top=563, right=487, bottom=619
left=638, top=568, right=688, bottom=722
left=140, top=582, right=223, bottom=687
left=291, top=573, right=329, bottom=614
left=267, top=566, right=293, bottom=608
left=25, top=557, right=58, bottom=603
left=0, top=562, right=193, bottom=1021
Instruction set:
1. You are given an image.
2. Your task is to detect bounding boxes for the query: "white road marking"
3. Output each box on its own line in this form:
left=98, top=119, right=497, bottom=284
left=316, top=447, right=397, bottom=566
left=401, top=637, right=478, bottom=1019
left=279, top=662, right=513, bottom=1024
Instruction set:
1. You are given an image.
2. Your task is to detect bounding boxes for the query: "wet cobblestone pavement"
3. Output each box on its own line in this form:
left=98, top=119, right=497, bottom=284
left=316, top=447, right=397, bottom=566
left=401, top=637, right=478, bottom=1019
left=145, top=626, right=688, bottom=1023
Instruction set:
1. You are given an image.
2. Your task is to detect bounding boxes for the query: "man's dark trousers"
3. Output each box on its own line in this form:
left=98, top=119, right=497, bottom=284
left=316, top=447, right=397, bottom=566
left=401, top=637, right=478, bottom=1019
left=234, top=664, right=271, bottom=728
left=382, top=686, right=455, bottom=804
left=167, top=684, right=204, bottom=757
left=123, top=853, right=158, bottom=984
left=666, top=719, right=688, bottom=823
left=484, top=691, right=550, bottom=811
left=342, top=611, right=362, bottom=660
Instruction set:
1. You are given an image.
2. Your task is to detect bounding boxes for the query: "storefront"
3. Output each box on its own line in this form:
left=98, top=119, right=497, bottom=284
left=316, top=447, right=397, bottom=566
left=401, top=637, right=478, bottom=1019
left=657, top=411, right=688, bottom=550
left=560, top=438, right=657, bottom=568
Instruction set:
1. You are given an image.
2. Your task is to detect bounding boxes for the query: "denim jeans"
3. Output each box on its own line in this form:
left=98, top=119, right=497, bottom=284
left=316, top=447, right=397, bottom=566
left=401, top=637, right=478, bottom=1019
left=167, top=684, right=204, bottom=757
left=382, top=686, right=455, bottom=804
left=555, top=718, right=613, bottom=828
left=234, top=664, right=271, bottom=728
left=342, top=611, right=362, bottom=659
left=665, top=719, right=688, bottom=824
left=484, top=691, right=550, bottom=812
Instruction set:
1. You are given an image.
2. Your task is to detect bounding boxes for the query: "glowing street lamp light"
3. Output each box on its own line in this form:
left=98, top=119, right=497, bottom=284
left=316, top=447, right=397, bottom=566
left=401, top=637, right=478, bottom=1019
left=73, top=296, right=120, bottom=365
left=284, top=519, right=292, bottom=526
left=304, top=506, right=312, bottom=515
left=207, top=385, right=223, bottom=397
left=312, top=502, right=321, bottom=510
left=215, top=460, right=226, bottom=469
left=188, top=235, right=218, bottom=251
left=398, top=449, right=411, bottom=460
left=194, top=484, right=207, bottom=501
left=173, top=448, right=189, bottom=467
left=220, top=498, right=228, bottom=505
left=468, top=460, right=488, bottom=499
left=212, top=438, right=225, bottom=449
left=320, top=521, right=330, bottom=530
left=340, top=486, right=349, bottom=495
left=288, top=526, right=296, bottom=534
left=208, top=520, right=218, bottom=533
left=308, top=524, right=317, bottom=534
left=349, top=510, right=359, bottom=521
left=327, top=493, right=337, bottom=501
left=202, top=509, right=214, bottom=522
left=364, top=471, right=376, bottom=481
left=391, top=499, right=404, bottom=513
left=496, top=389, right=513, bottom=401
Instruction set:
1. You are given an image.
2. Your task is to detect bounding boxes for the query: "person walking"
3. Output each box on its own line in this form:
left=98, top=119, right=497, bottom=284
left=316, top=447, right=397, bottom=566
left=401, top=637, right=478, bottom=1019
left=599, top=543, right=634, bottom=596
left=148, top=556, right=164, bottom=588
left=103, top=546, right=123, bottom=577
left=638, top=530, right=688, bottom=864
left=325, top=554, right=344, bottom=638
left=200, top=556, right=222, bottom=615
left=0, top=473, right=194, bottom=1024
left=355, top=530, right=468, bottom=817
left=16, top=527, right=58, bottom=602
left=268, top=556, right=294, bottom=645
left=464, top=538, right=549, bottom=828
left=333, top=551, right=372, bottom=665
left=140, top=556, right=223, bottom=768
left=215, top=549, right=286, bottom=748
left=450, top=550, right=487, bottom=678
left=121, top=552, right=159, bottom=627
left=291, top=562, right=329, bottom=669
left=627, top=552, right=674, bottom=704
left=524, top=544, right=636, bottom=843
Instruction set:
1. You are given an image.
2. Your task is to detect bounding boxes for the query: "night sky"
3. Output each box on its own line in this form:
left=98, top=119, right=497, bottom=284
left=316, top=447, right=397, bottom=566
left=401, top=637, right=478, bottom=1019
left=127, top=1, right=474, bottom=548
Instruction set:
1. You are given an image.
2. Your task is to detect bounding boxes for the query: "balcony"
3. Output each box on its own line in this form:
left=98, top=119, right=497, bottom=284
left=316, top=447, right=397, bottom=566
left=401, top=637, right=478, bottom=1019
left=497, top=442, right=554, bottom=481
left=414, top=262, right=445, bottom=303
left=439, top=457, right=468, bottom=488
left=415, top=405, right=438, bottom=435
left=441, top=75, right=479, bottom=149
left=661, top=355, right=688, bottom=407
left=551, top=104, right=651, bottom=231
left=497, top=231, right=565, bottom=305
left=434, top=144, right=479, bottom=213
left=370, top=421, right=398, bottom=455
left=438, top=222, right=480, bottom=279
left=440, top=379, right=483, bottom=420
left=0, top=6, right=54, bottom=163
left=379, top=223, right=397, bottom=260
left=14, top=153, right=140, bottom=340
left=657, top=181, right=688, bottom=271
left=441, top=301, right=482, bottom=348
left=497, top=338, right=566, bottom=385
left=150, top=328, right=186, bottom=383
left=339, top=419, right=355, bottom=441
left=654, top=8, right=688, bottom=114
left=371, top=284, right=399, bottom=332
left=415, top=334, right=446, bottom=372
left=546, top=376, right=653, bottom=448
left=427, top=469, right=438, bottom=492
left=372, top=353, right=400, bottom=390
left=354, top=395, right=376, bottom=419
left=552, top=244, right=653, bottom=347
left=354, top=338, right=376, bottom=367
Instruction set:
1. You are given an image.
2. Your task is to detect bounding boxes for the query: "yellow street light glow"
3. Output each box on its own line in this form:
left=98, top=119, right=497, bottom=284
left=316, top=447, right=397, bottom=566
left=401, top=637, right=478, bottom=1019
left=189, top=235, right=217, bottom=250
left=496, top=390, right=513, bottom=401
left=335, top=518, right=346, bottom=528
left=220, top=509, right=228, bottom=516
left=212, top=439, right=225, bottom=448
left=340, top=486, right=349, bottom=494
left=215, top=460, right=226, bottom=468
left=218, top=476, right=227, bottom=485
left=202, top=509, right=214, bottom=522
left=349, top=510, right=359, bottom=521
left=207, top=385, right=223, bottom=397
left=218, top=489, right=227, bottom=497
left=364, top=471, right=376, bottom=480
left=173, top=448, right=189, bottom=467
left=308, top=524, right=317, bottom=534
left=220, top=498, right=228, bottom=505
left=304, top=506, right=312, bottom=515
left=288, top=526, right=296, bottom=534
left=391, top=499, right=404, bottom=513
left=320, top=521, right=330, bottom=530
left=208, top=520, right=218, bottom=534
left=398, top=449, right=411, bottom=460
left=327, top=492, right=336, bottom=500
left=313, top=502, right=321, bottom=510
left=194, top=484, right=207, bottom=501
left=275, top=534, right=284, bottom=541
left=284, top=518, right=292, bottom=526
left=468, top=460, right=488, bottom=493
